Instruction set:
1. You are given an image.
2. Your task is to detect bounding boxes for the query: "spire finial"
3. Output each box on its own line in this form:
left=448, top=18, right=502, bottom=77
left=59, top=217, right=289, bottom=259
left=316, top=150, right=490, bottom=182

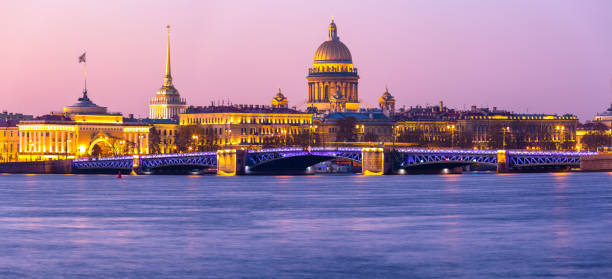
left=278, top=87, right=282, bottom=93
left=163, top=24, right=173, bottom=87
left=385, top=84, right=389, bottom=93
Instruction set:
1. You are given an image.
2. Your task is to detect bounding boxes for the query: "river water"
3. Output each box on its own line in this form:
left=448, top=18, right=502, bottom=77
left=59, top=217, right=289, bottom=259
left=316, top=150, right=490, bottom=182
left=0, top=172, right=611, bottom=278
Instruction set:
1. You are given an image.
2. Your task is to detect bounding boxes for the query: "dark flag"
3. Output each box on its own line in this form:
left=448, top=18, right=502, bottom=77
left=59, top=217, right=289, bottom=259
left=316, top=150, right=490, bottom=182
left=79, top=52, right=86, bottom=63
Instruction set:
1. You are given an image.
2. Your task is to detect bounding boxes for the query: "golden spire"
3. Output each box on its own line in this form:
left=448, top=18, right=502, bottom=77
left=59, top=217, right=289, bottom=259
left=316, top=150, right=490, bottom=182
left=163, top=25, right=173, bottom=87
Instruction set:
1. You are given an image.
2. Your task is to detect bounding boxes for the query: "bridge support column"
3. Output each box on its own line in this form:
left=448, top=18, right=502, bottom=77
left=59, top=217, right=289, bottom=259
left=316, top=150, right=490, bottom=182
left=362, top=147, right=385, bottom=175
left=131, top=155, right=141, bottom=174
left=216, top=149, right=246, bottom=176
left=497, top=150, right=510, bottom=173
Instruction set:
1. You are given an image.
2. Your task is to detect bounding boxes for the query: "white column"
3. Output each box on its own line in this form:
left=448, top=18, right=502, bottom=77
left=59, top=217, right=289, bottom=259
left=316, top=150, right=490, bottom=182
left=19, top=132, right=23, bottom=153
left=61, top=132, right=65, bottom=153
left=54, top=131, right=59, bottom=153
left=67, top=133, right=72, bottom=154
left=35, top=131, right=39, bottom=153
left=145, top=133, right=149, bottom=154
left=42, top=131, right=46, bottom=153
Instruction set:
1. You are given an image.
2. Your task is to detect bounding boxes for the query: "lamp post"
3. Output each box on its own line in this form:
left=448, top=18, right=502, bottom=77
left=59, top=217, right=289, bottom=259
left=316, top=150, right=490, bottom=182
left=393, top=125, right=400, bottom=151
left=447, top=125, right=456, bottom=148
left=65, top=139, right=72, bottom=159
left=191, top=135, right=198, bottom=152
left=555, top=125, right=565, bottom=150
left=502, top=126, right=510, bottom=150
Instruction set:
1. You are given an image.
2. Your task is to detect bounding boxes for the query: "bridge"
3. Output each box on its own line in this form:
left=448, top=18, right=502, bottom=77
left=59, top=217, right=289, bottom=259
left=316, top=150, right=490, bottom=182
left=70, top=147, right=597, bottom=175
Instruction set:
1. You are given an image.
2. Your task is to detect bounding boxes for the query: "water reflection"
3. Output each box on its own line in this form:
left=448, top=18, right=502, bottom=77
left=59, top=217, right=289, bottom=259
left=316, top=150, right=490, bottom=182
left=0, top=173, right=610, bottom=278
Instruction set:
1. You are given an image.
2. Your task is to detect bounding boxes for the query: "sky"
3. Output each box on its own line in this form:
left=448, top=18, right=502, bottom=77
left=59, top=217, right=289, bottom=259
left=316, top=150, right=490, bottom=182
left=2, top=0, right=612, bottom=121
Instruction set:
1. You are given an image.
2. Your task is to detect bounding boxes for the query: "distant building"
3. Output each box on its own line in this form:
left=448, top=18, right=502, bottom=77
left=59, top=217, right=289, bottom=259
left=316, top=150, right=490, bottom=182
left=307, top=19, right=359, bottom=113
left=0, top=111, right=33, bottom=122
left=149, top=26, right=187, bottom=120
left=315, top=109, right=395, bottom=145
left=141, top=118, right=179, bottom=154
left=378, top=87, right=396, bottom=117
left=179, top=105, right=313, bottom=148
left=395, top=103, right=578, bottom=150
left=593, top=102, right=612, bottom=128
left=271, top=88, right=289, bottom=109
left=0, top=121, right=19, bottom=162
left=17, top=89, right=150, bottom=161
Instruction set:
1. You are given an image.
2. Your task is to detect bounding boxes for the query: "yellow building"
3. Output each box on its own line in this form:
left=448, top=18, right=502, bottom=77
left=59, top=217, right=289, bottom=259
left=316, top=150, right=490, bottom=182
left=307, top=19, right=359, bottom=112
left=17, top=90, right=150, bottom=161
left=179, top=105, right=313, bottom=147
left=0, top=125, right=19, bottom=162
left=152, top=122, right=179, bottom=154
left=149, top=25, right=187, bottom=120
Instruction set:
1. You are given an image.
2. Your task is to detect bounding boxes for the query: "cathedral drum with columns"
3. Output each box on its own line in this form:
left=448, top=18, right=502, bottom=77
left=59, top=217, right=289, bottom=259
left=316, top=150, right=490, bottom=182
left=307, top=19, right=360, bottom=113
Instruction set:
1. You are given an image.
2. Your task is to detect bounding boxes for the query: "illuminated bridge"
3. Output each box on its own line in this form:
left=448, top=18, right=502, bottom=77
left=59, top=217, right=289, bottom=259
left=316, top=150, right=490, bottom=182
left=70, top=147, right=597, bottom=175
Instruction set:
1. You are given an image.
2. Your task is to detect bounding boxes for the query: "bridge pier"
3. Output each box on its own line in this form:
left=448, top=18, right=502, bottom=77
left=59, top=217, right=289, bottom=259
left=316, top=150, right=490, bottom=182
left=496, top=150, right=510, bottom=173
left=362, top=147, right=386, bottom=175
left=216, top=149, right=246, bottom=176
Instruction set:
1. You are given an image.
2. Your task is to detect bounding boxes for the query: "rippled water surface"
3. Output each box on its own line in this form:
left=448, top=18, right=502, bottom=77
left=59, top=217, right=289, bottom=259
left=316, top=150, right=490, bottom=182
left=0, top=172, right=611, bottom=278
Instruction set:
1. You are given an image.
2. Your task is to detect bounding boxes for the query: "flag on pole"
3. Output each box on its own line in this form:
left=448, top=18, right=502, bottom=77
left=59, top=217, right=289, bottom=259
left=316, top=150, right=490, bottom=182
left=79, top=52, right=86, bottom=63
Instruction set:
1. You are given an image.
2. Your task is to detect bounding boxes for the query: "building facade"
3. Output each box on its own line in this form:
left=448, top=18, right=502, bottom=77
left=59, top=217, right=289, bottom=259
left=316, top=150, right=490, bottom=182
left=17, top=90, right=150, bottom=161
left=307, top=19, right=359, bottom=113
left=395, top=104, right=579, bottom=150
left=149, top=26, right=187, bottom=120
left=179, top=105, right=313, bottom=148
left=0, top=123, right=19, bottom=162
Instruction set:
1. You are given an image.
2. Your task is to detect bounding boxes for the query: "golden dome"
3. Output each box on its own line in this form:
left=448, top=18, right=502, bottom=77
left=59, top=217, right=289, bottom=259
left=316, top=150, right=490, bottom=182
left=379, top=87, right=395, bottom=104
left=313, top=19, right=352, bottom=64
left=314, top=41, right=352, bottom=64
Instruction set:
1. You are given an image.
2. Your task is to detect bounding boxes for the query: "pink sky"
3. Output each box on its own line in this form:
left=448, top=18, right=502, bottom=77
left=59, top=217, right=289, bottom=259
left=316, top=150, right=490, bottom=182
left=2, top=0, right=612, bottom=120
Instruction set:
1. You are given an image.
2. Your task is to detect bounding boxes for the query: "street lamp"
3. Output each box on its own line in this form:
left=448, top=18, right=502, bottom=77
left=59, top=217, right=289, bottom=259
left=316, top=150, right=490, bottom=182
left=555, top=125, right=565, bottom=150
left=393, top=125, right=400, bottom=151
left=192, top=135, right=198, bottom=152
left=502, top=126, right=511, bottom=150
left=447, top=125, right=456, bottom=148
left=65, top=139, right=72, bottom=159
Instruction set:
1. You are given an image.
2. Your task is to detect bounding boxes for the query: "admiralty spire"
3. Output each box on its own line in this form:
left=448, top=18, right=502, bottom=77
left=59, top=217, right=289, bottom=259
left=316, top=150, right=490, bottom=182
left=307, top=19, right=360, bottom=113
left=149, top=25, right=187, bottom=119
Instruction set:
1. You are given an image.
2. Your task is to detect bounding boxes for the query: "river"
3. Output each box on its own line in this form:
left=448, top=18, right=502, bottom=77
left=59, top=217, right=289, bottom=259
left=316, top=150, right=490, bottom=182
left=0, top=172, right=611, bottom=278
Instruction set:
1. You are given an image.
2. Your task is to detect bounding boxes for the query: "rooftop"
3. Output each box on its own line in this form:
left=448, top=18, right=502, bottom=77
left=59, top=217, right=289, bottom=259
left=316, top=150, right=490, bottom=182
left=184, top=105, right=309, bottom=115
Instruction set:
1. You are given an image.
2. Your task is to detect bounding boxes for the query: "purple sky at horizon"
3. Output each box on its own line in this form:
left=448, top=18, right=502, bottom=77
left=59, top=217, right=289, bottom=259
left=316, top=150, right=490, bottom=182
left=2, top=0, right=612, bottom=120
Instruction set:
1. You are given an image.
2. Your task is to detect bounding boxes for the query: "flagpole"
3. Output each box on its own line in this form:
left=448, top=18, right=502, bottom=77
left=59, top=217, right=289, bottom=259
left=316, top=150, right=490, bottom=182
left=84, top=58, right=87, bottom=91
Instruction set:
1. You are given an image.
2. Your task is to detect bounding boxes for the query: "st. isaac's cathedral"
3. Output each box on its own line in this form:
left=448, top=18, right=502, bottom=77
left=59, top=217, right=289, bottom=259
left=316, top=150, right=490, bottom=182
left=307, top=19, right=362, bottom=113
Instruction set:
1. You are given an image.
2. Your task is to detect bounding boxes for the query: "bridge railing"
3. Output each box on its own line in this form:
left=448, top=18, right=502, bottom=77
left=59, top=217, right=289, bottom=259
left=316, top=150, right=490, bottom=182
left=397, top=148, right=498, bottom=155
left=140, top=152, right=217, bottom=159
left=506, top=150, right=597, bottom=156
left=73, top=156, right=133, bottom=162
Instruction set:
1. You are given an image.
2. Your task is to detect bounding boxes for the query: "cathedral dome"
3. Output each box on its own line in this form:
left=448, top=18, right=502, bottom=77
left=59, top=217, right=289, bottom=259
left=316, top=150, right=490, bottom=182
left=313, top=19, right=353, bottom=64
left=314, top=41, right=352, bottom=64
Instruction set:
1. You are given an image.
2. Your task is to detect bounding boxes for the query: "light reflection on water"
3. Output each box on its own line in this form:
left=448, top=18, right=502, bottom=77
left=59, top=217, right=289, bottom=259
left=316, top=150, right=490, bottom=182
left=0, top=172, right=611, bottom=278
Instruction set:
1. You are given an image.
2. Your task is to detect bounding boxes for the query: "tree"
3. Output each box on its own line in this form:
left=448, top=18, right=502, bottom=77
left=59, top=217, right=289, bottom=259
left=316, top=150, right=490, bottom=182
left=362, top=132, right=378, bottom=143
left=335, top=116, right=357, bottom=142
left=148, top=126, right=161, bottom=154
left=454, top=130, right=474, bottom=149
left=175, top=125, right=219, bottom=152
left=581, top=132, right=611, bottom=151
left=397, top=128, right=425, bottom=146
